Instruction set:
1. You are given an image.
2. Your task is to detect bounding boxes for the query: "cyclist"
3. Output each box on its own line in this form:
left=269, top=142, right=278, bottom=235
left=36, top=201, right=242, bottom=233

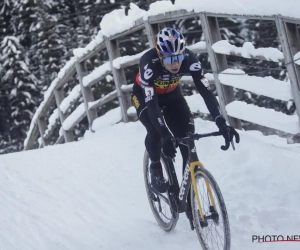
left=131, top=27, right=240, bottom=193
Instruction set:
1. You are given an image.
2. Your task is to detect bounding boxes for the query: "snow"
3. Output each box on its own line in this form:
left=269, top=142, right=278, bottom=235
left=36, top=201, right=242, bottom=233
left=72, top=30, right=104, bottom=58
left=62, top=103, right=86, bottom=131
left=60, top=84, right=81, bottom=114
left=2, top=108, right=300, bottom=250
left=100, top=3, right=146, bottom=37
left=226, top=101, right=300, bottom=134
left=112, top=50, right=149, bottom=69
left=294, top=51, right=300, bottom=65
left=44, top=109, right=60, bottom=138
left=82, top=62, right=111, bottom=87
left=186, top=41, right=207, bottom=51
left=212, top=40, right=284, bottom=62
left=219, top=69, right=293, bottom=101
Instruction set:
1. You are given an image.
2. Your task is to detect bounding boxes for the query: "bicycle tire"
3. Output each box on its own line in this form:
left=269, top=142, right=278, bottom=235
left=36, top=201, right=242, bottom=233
left=143, top=150, right=178, bottom=232
left=191, top=167, right=231, bottom=250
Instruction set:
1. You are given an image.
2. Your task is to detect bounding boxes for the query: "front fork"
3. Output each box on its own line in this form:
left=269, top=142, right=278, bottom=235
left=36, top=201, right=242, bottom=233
left=190, top=161, right=217, bottom=222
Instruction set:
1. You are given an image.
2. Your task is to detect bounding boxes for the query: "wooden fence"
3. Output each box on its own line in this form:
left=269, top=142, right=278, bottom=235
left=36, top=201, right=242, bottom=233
left=24, top=9, right=300, bottom=150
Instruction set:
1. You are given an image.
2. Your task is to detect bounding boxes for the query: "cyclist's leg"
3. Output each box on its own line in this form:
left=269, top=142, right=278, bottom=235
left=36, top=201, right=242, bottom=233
left=131, top=92, right=167, bottom=192
left=163, top=93, right=195, bottom=217
left=163, top=93, right=195, bottom=172
left=131, top=92, right=161, bottom=162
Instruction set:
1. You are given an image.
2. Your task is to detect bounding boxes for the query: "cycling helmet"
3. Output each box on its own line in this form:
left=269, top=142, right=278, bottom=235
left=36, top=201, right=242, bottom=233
left=156, top=27, right=186, bottom=55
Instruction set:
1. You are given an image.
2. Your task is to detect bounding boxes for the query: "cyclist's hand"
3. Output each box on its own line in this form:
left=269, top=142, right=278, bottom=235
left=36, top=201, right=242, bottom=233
left=162, top=135, right=177, bottom=158
left=216, top=116, right=240, bottom=150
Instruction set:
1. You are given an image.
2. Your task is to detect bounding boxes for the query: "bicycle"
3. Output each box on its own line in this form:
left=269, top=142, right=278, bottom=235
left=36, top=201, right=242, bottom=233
left=143, top=131, right=231, bottom=250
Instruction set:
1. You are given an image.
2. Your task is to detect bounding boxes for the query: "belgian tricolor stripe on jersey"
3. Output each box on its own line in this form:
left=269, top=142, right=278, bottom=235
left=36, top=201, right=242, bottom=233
left=135, top=72, right=180, bottom=94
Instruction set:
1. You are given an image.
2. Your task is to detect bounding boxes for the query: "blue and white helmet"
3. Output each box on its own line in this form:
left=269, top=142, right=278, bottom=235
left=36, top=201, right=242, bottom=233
left=156, top=27, right=186, bottom=55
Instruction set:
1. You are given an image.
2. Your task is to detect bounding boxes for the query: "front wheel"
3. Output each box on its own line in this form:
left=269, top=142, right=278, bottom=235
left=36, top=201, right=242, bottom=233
left=143, top=150, right=178, bottom=232
left=191, top=167, right=231, bottom=250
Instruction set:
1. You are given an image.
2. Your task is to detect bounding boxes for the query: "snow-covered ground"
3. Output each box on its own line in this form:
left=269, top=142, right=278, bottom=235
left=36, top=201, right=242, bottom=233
left=1, top=107, right=300, bottom=250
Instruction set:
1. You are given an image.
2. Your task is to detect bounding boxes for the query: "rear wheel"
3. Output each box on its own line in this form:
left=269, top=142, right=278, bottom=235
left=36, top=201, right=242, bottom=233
left=143, top=150, right=178, bottom=231
left=191, top=167, right=230, bottom=250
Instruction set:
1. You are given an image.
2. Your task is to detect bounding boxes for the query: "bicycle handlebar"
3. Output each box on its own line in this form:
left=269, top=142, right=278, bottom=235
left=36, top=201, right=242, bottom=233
left=174, top=131, right=236, bottom=151
left=176, top=131, right=222, bottom=143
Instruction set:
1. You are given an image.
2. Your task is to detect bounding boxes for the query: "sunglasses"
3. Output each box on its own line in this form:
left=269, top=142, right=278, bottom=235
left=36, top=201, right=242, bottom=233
left=163, top=54, right=185, bottom=64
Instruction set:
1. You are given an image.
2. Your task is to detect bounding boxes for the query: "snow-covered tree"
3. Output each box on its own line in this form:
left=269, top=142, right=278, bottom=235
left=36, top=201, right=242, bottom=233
left=0, top=36, right=40, bottom=153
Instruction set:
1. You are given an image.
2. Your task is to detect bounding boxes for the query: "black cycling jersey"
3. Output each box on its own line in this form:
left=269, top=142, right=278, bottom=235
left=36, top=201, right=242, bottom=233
left=132, top=47, right=221, bottom=139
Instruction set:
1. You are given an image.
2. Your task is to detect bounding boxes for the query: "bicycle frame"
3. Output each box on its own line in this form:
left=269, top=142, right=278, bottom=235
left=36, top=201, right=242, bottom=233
left=165, top=133, right=219, bottom=221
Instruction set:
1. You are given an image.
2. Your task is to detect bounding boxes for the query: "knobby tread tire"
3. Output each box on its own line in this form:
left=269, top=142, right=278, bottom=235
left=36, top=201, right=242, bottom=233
left=191, top=167, right=231, bottom=250
left=143, top=150, right=178, bottom=232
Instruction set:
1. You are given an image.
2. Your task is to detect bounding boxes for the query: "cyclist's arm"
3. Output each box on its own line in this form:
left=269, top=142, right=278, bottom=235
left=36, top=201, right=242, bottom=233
left=139, top=60, right=171, bottom=138
left=188, top=53, right=221, bottom=120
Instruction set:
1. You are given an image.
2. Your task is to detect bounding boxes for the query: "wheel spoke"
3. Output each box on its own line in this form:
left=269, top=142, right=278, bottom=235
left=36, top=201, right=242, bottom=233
left=191, top=168, right=230, bottom=250
left=143, top=153, right=178, bottom=232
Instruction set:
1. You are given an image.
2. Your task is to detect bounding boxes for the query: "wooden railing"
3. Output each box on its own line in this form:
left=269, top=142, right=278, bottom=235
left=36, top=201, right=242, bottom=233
left=24, top=9, right=300, bottom=150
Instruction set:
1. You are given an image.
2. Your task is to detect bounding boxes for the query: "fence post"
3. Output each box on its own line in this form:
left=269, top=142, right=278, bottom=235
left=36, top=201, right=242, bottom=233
left=37, top=117, right=48, bottom=147
left=105, top=37, right=131, bottom=123
left=54, top=88, right=74, bottom=142
left=200, top=13, right=242, bottom=129
left=75, top=62, right=98, bottom=129
left=24, top=125, right=39, bottom=150
left=276, top=17, right=300, bottom=122
left=145, top=22, right=160, bottom=48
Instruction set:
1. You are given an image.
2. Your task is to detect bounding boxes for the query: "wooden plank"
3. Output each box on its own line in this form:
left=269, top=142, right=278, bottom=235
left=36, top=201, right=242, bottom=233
left=76, top=62, right=98, bottom=128
left=121, top=84, right=133, bottom=93
left=84, top=67, right=112, bottom=88
left=54, top=89, right=74, bottom=142
left=56, top=65, right=77, bottom=89
left=227, top=101, right=300, bottom=134
left=146, top=10, right=199, bottom=24
left=63, top=105, right=87, bottom=132
left=89, top=90, right=118, bottom=110
left=205, top=12, right=276, bottom=21
left=138, top=10, right=283, bottom=26
left=200, top=13, right=242, bottom=129
left=282, top=16, right=300, bottom=25
left=218, top=49, right=285, bottom=63
left=285, top=22, right=300, bottom=89
left=37, top=94, right=55, bottom=122
left=145, top=22, right=160, bottom=48
left=37, top=117, right=49, bottom=147
left=108, top=23, right=145, bottom=41
left=24, top=124, right=39, bottom=150
left=43, top=118, right=60, bottom=141
left=119, top=57, right=141, bottom=69
left=105, top=37, right=131, bottom=123
left=276, top=17, right=300, bottom=122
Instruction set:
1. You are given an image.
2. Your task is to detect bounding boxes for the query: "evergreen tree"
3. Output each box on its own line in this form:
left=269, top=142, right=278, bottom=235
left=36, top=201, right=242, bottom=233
left=0, top=36, right=40, bottom=153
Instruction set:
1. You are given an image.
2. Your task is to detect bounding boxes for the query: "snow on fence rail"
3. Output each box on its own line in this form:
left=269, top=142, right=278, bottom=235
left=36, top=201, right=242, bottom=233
left=24, top=3, right=300, bottom=150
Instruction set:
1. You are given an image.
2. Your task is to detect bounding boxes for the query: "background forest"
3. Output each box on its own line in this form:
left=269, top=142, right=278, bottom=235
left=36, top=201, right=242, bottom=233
left=0, top=0, right=298, bottom=154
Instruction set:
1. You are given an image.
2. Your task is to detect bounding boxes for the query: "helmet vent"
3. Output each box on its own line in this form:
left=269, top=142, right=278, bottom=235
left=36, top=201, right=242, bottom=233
left=161, top=45, right=168, bottom=52
left=180, top=43, right=184, bottom=51
left=174, top=39, right=178, bottom=50
left=166, top=40, right=173, bottom=52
